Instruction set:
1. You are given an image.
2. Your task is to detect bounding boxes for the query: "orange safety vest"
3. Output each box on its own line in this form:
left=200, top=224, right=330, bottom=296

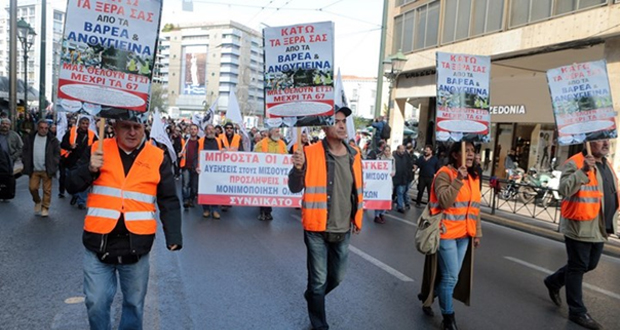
left=259, top=137, right=287, bottom=154
left=61, top=127, right=95, bottom=158
left=220, top=134, right=241, bottom=151
left=560, top=153, right=609, bottom=221
left=429, top=166, right=480, bottom=239
left=179, top=137, right=204, bottom=167
left=84, top=139, right=164, bottom=235
left=302, top=142, right=364, bottom=231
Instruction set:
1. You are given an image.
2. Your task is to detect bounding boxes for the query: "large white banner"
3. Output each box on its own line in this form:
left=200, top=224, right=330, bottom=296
left=57, top=0, right=162, bottom=113
left=263, top=21, right=335, bottom=128
left=198, top=151, right=392, bottom=209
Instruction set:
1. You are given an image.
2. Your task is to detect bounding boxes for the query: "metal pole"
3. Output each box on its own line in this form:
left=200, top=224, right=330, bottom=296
left=39, top=0, right=47, bottom=120
left=9, top=0, right=17, bottom=128
left=374, top=0, right=389, bottom=118
left=24, top=49, right=28, bottom=116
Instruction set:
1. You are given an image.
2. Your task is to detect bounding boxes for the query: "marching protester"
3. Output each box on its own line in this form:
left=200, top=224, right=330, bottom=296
left=220, top=122, right=243, bottom=151
left=419, top=141, right=482, bottom=330
left=170, top=126, right=183, bottom=179
left=544, top=139, right=617, bottom=330
left=197, top=124, right=223, bottom=220
left=289, top=130, right=310, bottom=154
left=0, top=118, right=22, bottom=201
left=405, top=142, right=418, bottom=204
left=66, top=112, right=182, bottom=330
left=374, top=144, right=394, bottom=224
left=393, top=144, right=414, bottom=213
left=288, top=106, right=363, bottom=330
left=21, top=119, right=60, bottom=217
left=60, top=116, right=97, bottom=209
left=414, top=144, right=440, bottom=208
left=255, top=127, right=287, bottom=221
left=179, top=124, right=202, bottom=209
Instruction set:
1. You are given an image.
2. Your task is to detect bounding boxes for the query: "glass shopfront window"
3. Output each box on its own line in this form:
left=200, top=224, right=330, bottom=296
left=393, top=1, right=439, bottom=53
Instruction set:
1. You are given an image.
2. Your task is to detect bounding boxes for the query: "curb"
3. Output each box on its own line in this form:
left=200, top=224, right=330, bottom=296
left=481, top=213, right=620, bottom=259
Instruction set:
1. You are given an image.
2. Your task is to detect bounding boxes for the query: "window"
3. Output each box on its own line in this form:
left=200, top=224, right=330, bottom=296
left=392, top=1, right=439, bottom=53
left=472, top=0, right=505, bottom=36
left=395, top=0, right=418, bottom=6
left=511, top=0, right=607, bottom=28
left=443, top=0, right=504, bottom=40
left=54, top=12, right=63, bottom=21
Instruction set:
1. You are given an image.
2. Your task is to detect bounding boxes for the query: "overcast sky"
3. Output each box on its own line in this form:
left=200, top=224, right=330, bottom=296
left=40, top=0, right=384, bottom=77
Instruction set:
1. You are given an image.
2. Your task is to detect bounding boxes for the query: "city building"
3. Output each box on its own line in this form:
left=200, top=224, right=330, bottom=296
left=341, top=75, right=389, bottom=120
left=153, top=20, right=264, bottom=123
left=0, top=0, right=65, bottom=107
left=384, top=0, right=620, bottom=176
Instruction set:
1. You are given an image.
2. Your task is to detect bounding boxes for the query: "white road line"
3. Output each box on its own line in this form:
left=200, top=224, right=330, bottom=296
left=290, top=214, right=414, bottom=282
left=504, top=256, right=620, bottom=301
left=349, top=246, right=415, bottom=282
left=383, top=213, right=417, bottom=227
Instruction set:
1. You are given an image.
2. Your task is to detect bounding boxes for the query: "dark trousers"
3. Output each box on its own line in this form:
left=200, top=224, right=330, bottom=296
left=58, top=161, right=66, bottom=194
left=546, top=236, right=604, bottom=316
left=416, top=176, right=433, bottom=205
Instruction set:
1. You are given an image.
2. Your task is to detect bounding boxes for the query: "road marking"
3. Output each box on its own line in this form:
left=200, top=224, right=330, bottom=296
left=64, top=296, right=85, bottom=304
left=290, top=214, right=414, bottom=282
left=349, top=246, right=415, bottom=282
left=383, top=213, right=417, bottom=227
left=504, top=256, right=620, bottom=301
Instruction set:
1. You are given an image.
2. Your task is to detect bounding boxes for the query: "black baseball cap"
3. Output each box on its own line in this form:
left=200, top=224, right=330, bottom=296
left=335, top=105, right=352, bottom=117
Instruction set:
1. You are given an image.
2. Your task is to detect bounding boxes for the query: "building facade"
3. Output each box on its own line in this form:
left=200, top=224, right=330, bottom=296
left=385, top=0, right=620, bottom=176
left=342, top=75, right=389, bottom=119
left=153, top=21, right=264, bottom=120
left=0, top=0, right=64, bottom=106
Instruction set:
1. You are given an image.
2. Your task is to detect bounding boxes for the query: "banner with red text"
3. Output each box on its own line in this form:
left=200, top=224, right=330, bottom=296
left=362, top=160, right=393, bottom=210
left=197, top=151, right=393, bottom=209
left=263, top=21, right=335, bottom=128
left=436, top=52, right=491, bottom=143
left=546, top=60, right=617, bottom=146
left=56, top=0, right=162, bottom=113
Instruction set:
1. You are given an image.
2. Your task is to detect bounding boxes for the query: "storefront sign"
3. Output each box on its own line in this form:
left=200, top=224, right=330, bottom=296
left=197, top=151, right=392, bottom=209
left=263, top=22, right=335, bottom=128
left=435, top=52, right=491, bottom=143
left=57, top=0, right=162, bottom=113
left=546, top=60, right=617, bottom=146
left=490, top=105, right=526, bottom=115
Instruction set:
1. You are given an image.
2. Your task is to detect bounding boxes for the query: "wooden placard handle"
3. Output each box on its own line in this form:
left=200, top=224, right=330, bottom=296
left=586, top=141, right=592, bottom=156
left=98, top=118, right=105, bottom=152
left=296, top=127, right=302, bottom=150
left=461, top=141, right=466, bottom=167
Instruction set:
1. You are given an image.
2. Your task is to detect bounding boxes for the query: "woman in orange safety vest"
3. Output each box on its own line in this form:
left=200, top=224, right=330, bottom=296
left=420, top=141, right=482, bottom=330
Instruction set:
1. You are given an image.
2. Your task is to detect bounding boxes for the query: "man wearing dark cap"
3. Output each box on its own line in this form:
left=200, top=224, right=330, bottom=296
left=67, top=112, right=182, bottom=330
left=288, top=106, right=364, bottom=330
left=220, top=122, right=244, bottom=151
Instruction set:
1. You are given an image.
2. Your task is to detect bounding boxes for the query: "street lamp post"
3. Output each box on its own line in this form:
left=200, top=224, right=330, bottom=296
left=382, top=49, right=407, bottom=124
left=17, top=18, right=36, bottom=118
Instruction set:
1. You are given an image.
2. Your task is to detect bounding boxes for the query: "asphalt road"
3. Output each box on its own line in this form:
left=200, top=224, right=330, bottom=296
left=1, top=176, right=619, bottom=329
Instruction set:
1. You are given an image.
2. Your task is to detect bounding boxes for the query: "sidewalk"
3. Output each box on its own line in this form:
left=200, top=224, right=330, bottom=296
left=408, top=182, right=620, bottom=258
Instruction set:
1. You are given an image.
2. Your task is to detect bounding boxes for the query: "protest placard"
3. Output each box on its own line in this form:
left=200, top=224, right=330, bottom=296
left=263, top=21, right=335, bottom=128
left=362, top=160, right=393, bottom=210
left=56, top=0, right=162, bottom=113
left=197, top=151, right=393, bottom=209
left=435, top=52, right=491, bottom=143
left=546, top=60, right=617, bottom=146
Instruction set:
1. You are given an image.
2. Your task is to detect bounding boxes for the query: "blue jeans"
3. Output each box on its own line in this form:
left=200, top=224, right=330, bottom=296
left=83, top=249, right=150, bottom=330
left=304, top=230, right=351, bottom=330
left=437, top=237, right=470, bottom=314
left=374, top=209, right=386, bottom=217
left=67, top=168, right=88, bottom=206
left=181, top=168, right=198, bottom=201
left=396, top=184, right=407, bottom=210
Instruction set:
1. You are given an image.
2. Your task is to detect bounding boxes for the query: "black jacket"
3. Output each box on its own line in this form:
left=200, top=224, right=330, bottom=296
left=393, top=151, right=414, bottom=186
left=22, top=132, right=60, bottom=176
left=288, top=139, right=361, bottom=225
left=60, top=128, right=98, bottom=168
left=67, top=141, right=183, bottom=258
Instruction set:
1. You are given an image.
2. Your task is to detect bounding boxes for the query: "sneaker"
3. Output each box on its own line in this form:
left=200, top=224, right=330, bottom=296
left=41, top=208, right=49, bottom=217
left=265, top=213, right=273, bottom=221
left=374, top=216, right=382, bottom=223
left=397, top=208, right=405, bottom=213
left=258, top=213, right=265, bottom=221
left=78, top=204, right=86, bottom=210
left=213, top=211, right=221, bottom=220
left=70, top=196, right=78, bottom=206
left=405, top=204, right=411, bottom=210
left=58, top=193, right=65, bottom=198
left=34, top=203, right=42, bottom=215
left=202, top=210, right=210, bottom=218
left=183, top=200, right=190, bottom=208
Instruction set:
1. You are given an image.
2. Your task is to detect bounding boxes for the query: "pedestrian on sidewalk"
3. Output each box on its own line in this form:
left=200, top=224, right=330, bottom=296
left=255, top=127, right=287, bottom=221
left=67, top=112, right=182, bottom=330
left=393, top=144, right=414, bottom=213
left=374, top=145, right=395, bottom=223
left=197, top=124, right=223, bottom=220
left=415, top=144, right=440, bottom=208
left=418, top=141, right=482, bottom=330
left=544, top=140, right=617, bottom=330
left=21, top=119, right=60, bottom=217
left=60, top=116, right=96, bottom=209
left=288, top=106, right=363, bottom=330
